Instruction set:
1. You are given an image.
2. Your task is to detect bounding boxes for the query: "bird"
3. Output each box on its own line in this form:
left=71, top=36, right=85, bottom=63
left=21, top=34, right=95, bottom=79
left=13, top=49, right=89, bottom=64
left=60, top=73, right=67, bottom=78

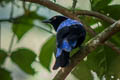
left=42, top=15, right=86, bottom=70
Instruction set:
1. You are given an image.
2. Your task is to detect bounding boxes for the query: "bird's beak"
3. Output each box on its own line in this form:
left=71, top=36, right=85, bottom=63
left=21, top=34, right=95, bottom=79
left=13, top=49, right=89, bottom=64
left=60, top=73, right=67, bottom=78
left=42, top=19, right=51, bottom=23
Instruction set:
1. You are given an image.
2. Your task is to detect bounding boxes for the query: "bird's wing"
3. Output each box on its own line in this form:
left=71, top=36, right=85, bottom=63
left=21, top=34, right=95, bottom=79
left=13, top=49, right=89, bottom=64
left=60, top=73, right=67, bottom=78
left=56, top=39, right=77, bottom=57
left=56, top=24, right=85, bottom=57
left=62, top=39, right=73, bottom=52
left=66, top=25, right=86, bottom=47
left=56, top=27, right=70, bottom=57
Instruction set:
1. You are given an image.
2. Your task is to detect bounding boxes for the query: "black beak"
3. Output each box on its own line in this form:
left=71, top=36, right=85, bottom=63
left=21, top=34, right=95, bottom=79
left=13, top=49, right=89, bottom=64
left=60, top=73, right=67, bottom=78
left=42, top=19, right=51, bottom=23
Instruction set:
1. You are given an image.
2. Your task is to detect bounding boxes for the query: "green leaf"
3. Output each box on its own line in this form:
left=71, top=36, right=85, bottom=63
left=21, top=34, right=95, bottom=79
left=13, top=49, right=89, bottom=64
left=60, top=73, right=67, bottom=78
left=72, top=61, right=93, bottom=80
left=102, top=5, right=120, bottom=20
left=108, top=56, right=120, bottom=79
left=11, top=48, right=36, bottom=75
left=39, top=35, right=56, bottom=71
left=51, top=0, right=56, bottom=2
left=110, top=32, right=120, bottom=47
left=92, top=0, right=113, bottom=11
left=86, top=45, right=120, bottom=79
left=12, top=15, right=33, bottom=41
left=86, top=46, right=105, bottom=78
left=12, top=23, right=33, bottom=41
left=0, top=0, right=12, bottom=6
left=12, top=11, right=47, bottom=41
left=80, top=16, right=99, bottom=26
left=0, top=50, right=7, bottom=65
left=94, top=25, right=105, bottom=34
left=91, top=0, right=113, bottom=11
left=54, top=0, right=56, bottom=2
left=0, top=67, right=12, bottom=80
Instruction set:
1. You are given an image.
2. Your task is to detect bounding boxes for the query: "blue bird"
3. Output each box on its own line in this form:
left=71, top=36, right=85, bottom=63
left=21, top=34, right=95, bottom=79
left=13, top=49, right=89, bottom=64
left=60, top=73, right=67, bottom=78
left=42, top=16, right=86, bottom=70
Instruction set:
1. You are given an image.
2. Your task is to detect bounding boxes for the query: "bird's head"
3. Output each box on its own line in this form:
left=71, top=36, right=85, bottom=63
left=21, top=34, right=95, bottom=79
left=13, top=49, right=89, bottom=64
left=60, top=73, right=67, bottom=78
left=42, top=15, right=68, bottom=31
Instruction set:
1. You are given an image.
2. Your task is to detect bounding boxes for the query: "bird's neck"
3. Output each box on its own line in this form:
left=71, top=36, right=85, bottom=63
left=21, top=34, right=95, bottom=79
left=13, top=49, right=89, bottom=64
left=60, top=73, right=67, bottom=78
left=56, top=18, right=83, bottom=32
left=52, top=23, right=60, bottom=31
left=52, top=18, right=68, bottom=31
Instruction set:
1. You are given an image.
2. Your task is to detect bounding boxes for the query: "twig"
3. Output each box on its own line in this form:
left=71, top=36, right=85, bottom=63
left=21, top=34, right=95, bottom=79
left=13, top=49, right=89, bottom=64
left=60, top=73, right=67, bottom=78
left=0, top=19, right=12, bottom=22
left=16, top=22, right=54, bottom=34
left=75, top=10, right=116, bottom=24
left=0, top=23, right=1, bottom=49
left=8, top=0, right=15, bottom=54
left=72, top=0, right=77, bottom=13
left=10, top=0, right=14, bottom=19
left=28, top=3, right=32, bottom=11
left=22, top=1, right=28, bottom=14
left=0, top=18, right=54, bottom=34
left=8, top=34, right=15, bottom=54
left=35, top=24, right=54, bottom=34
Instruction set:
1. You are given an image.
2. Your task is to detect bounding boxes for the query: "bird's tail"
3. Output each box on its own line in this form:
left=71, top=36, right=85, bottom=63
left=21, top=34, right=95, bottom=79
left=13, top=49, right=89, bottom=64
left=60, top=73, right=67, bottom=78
left=53, top=51, right=69, bottom=70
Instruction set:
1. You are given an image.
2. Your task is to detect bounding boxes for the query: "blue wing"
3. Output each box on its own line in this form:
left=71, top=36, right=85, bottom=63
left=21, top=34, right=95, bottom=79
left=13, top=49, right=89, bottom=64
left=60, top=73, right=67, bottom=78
left=62, top=39, right=72, bottom=52
left=56, top=48, right=62, bottom=57
left=56, top=24, right=86, bottom=58
left=62, top=39, right=77, bottom=52
left=69, top=40, right=77, bottom=48
left=56, top=39, right=77, bottom=57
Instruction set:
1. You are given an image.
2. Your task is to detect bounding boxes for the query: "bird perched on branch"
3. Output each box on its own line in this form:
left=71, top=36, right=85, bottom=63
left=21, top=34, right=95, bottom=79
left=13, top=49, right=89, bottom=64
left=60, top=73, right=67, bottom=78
left=42, top=15, right=86, bottom=70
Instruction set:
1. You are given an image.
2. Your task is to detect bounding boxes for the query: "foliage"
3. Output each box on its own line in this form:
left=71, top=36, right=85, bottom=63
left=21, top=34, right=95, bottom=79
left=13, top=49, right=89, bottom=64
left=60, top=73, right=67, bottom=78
left=11, top=48, right=36, bottom=75
left=0, top=0, right=120, bottom=80
left=39, top=35, right=56, bottom=71
left=0, top=50, right=12, bottom=80
left=72, top=61, right=93, bottom=80
left=0, top=67, right=12, bottom=80
left=12, top=11, right=47, bottom=41
left=0, top=0, right=13, bottom=6
left=0, top=50, right=7, bottom=65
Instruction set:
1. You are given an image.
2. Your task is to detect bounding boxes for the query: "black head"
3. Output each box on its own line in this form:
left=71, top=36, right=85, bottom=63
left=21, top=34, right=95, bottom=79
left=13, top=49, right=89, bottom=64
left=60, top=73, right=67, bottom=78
left=42, top=15, right=68, bottom=31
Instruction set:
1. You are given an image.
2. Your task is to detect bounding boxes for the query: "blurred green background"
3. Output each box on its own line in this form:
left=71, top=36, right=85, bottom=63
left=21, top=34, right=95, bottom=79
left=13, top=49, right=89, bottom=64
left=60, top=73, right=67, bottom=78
left=0, top=0, right=120, bottom=80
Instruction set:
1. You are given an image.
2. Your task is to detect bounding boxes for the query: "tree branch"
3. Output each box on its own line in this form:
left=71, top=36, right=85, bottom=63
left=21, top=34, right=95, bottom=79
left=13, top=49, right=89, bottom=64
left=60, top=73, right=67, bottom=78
left=75, top=10, right=116, bottom=24
left=53, top=20, right=120, bottom=80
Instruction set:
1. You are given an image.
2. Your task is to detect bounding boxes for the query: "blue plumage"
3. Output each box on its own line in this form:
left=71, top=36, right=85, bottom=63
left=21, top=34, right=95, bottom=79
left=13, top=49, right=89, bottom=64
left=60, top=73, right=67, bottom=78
left=56, top=48, right=62, bottom=57
left=57, top=18, right=83, bottom=32
left=69, top=40, right=77, bottom=48
left=42, top=15, right=86, bottom=70
left=62, top=39, right=72, bottom=52
left=56, top=18, right=83, bottom=58
left=56, top=39, right=77, bottom=57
